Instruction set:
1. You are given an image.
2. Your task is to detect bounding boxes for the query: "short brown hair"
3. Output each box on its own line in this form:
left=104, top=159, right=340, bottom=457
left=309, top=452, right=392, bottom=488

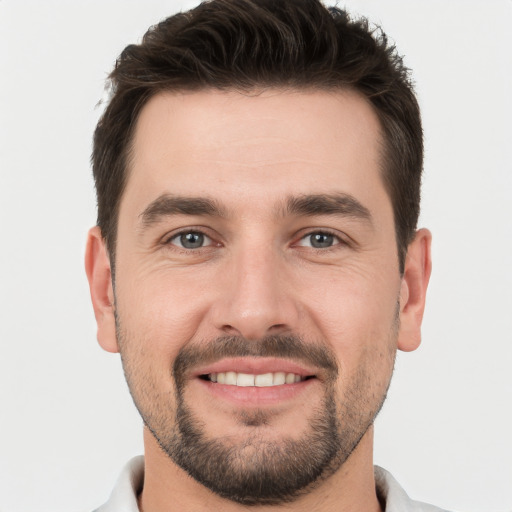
left=92, top=0, right=422, bottom=272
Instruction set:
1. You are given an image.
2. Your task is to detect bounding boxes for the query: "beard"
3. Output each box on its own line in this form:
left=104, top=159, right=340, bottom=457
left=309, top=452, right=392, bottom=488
left=169, top=385, right=341, bottom=505
left=117, top=328, right=396, bottom=506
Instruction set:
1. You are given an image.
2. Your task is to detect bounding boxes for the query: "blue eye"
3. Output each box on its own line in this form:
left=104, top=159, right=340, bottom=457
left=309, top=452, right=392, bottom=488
left=298, top=232, right=338, bottom=249
left=170, top=231, right=212, bottom=249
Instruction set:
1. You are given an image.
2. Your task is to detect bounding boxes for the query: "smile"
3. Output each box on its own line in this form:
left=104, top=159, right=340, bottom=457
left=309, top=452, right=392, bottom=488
left=194, top=359, right=319, bottom=405
left=204, top=371, right=307, bottom=387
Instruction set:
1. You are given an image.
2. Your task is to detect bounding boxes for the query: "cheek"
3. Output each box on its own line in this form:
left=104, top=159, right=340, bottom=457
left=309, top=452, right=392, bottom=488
left=306, top=270, right=399, bottom=339
left=300, top=267, right=400, bottom=386
left=114, top=267, right=214, bottom=363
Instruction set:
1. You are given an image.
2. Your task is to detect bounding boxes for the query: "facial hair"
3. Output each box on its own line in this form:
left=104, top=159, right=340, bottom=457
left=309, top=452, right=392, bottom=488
left=117, top=327, right=397, bottom=506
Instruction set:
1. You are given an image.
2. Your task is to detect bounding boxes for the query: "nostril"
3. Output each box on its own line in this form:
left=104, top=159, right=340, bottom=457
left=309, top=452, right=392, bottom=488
left=219, top=323, right=292, bottom=340
left=269, top=323, right=287, bottom=331
left=221, top=324, right=238, bottom=335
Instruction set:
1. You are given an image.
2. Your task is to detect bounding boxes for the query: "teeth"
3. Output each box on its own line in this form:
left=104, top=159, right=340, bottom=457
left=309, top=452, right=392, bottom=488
left=285, top=372, right=295, bottom=384
left=255, top=373, right=273, bottom=387
left=237, top=373, right=255, bottom=387
left=208, top=371, right=306, bottom=387
left=273, top=372, right=286, bottom=385
left=225, top=371, right=237, bottom=385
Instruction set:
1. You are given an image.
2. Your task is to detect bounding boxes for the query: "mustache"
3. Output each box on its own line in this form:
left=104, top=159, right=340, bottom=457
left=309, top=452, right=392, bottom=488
left=173, top=334, right=339, bottom=385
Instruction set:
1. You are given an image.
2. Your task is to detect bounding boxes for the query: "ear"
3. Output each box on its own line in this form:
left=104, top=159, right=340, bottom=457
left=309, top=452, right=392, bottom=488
left=84, top=226, right=119, bottom=353
left=397, top=228, right=432, bottom=352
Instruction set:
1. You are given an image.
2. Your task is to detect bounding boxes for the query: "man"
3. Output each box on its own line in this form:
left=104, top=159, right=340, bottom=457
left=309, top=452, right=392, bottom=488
left=85, top=0, right=437, bottom=510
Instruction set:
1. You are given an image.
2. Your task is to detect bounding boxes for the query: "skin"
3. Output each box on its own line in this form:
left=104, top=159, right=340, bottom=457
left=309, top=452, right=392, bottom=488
left=86, top=89, right=432, bottom=512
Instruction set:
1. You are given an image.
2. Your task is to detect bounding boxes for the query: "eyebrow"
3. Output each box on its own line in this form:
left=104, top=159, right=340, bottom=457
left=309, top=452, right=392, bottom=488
left=283, top=193, right=372, bottom=223
left=138, top=191, right=372, bottom=230
left=139, top=194, right=226, bottom=229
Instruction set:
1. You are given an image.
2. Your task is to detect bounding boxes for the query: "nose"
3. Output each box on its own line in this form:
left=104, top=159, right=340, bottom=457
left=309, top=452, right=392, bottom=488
left=211, top=243, right=300, bottom=340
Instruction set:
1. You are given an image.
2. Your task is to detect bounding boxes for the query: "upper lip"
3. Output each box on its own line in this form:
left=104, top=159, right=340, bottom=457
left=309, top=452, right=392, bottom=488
left=192, top=357, right=317, bottom=379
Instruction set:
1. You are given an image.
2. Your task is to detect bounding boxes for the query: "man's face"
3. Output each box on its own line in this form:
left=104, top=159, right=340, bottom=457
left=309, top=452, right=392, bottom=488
left=99, top=89, right=415, bottom=504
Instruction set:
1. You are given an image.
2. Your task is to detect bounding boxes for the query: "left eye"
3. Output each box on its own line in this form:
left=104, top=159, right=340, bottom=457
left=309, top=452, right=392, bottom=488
left=169, top=231, right=212, bottom=249
left=297, top=232, right=339, bottom=249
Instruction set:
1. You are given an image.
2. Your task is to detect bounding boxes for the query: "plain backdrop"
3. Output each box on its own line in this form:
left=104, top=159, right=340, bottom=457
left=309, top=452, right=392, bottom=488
left=1, top=1, right=511, bottom=511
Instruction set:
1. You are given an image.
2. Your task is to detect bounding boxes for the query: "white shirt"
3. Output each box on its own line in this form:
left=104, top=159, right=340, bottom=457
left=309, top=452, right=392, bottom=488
left=94, top=457, right=450, bottom=512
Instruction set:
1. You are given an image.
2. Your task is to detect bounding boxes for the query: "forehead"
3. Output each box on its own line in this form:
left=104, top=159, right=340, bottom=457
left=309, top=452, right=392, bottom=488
left=123, top=88, right=388, bottom=220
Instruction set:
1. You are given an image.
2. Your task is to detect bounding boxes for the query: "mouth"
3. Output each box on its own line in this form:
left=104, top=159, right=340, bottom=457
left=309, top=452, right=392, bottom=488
left=200, top=371, right=313, bottom=387
left=190, top=357, right=319, bottom=406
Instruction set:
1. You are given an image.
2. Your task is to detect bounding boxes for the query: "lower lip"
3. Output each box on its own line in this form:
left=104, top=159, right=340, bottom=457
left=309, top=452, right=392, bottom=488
left=196, top=378, right=316, bottom=406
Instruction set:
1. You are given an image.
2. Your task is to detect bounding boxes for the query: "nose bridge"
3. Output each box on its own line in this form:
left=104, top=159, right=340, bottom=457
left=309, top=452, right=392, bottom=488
left=215, top=237, right=297, bottom=339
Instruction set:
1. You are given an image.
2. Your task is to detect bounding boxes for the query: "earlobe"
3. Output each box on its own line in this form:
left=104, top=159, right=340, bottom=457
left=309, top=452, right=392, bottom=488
left=85, top=226, right=119, bottom=353
left=397, top=228, right=432, bottom=352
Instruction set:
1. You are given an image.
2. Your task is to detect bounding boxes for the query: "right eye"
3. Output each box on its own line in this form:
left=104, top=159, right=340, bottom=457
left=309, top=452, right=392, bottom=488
left=168, top=231, right=213, bottom=249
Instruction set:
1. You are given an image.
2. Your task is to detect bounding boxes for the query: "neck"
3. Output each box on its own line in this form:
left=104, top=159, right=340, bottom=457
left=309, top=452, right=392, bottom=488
left=138, top=426, right=382, bottom=512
